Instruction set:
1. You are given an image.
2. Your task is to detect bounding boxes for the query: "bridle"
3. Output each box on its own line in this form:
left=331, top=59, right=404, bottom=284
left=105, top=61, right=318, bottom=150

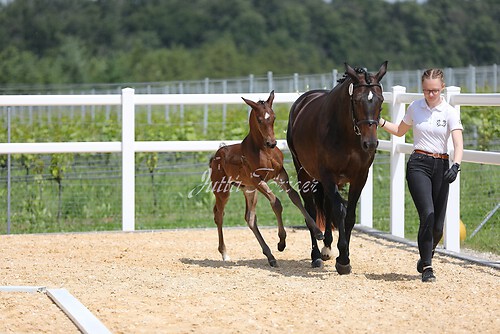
left=349, top=82, right=383, bottom=136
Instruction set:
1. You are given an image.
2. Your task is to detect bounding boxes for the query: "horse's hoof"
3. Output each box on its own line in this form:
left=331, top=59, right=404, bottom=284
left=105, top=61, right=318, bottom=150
left=269, top=259, right=279, bottom=267
left=311, top=258, right=324, bottom=268
left=277, top=241, right=286, bottom=252
left=335, top=261, right=352, bottom=275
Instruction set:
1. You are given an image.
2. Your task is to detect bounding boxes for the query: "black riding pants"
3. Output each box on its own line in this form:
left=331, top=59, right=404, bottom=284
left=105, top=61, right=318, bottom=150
left=406, top=153, right=450, bottom=268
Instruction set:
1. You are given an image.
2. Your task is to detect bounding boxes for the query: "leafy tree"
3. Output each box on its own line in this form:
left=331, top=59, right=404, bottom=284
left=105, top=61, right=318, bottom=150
left=0, top=47, right=43, bottom=84
left=0, top=0, right=498, bottom=84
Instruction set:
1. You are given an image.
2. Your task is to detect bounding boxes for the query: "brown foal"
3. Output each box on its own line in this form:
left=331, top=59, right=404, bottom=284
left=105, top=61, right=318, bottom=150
left=209, top=91, right=323, bottom=267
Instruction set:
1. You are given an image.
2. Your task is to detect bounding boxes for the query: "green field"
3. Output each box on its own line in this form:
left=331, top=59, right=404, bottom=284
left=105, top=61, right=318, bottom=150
left=0, top=104, right=498, bottom=255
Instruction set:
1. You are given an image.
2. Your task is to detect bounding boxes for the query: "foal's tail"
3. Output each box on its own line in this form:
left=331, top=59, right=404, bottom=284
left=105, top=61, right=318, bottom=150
left=315, top=206, right=326, bottom=232
left=312, top=183, right=344, bottom=232
left=311, top=184, right=327, bottom=232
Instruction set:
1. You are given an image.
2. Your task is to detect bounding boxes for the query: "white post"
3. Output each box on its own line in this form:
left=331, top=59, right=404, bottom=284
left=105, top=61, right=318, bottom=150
left=444, top=86, right=462, bottom=252
left=390, top=86, right=407, bottom=238
left=122, top=88, right=135, bottom=231
left=360, top=165, right=373, bottom=227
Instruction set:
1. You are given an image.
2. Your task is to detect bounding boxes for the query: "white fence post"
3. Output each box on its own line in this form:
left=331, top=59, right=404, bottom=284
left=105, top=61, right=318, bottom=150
left=444, top=86, right=462, bottom=252
left=390, top=86, right=407, bottom=238
left=121, top=88, right=135, bottom=231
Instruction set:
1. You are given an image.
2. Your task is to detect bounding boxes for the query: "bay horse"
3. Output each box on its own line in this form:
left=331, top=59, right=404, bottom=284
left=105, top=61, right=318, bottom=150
left=210, top=91, right=323, bottom=267
left=287, top=61, right=388, bottom=273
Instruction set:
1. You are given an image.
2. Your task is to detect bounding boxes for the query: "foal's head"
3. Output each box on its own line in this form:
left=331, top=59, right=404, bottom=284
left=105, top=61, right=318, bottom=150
left=242, top=90, right=277, bottom=149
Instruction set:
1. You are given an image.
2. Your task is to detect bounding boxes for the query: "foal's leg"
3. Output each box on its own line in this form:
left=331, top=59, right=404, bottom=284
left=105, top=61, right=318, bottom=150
left=275, top=168, right=324, bottom=241
left=256, top=181, right=286, bottom=252
left=210, top=158, right=231, bottom=261
left=243, top=189, right=278, bottom=267
left=213, top=190, right=230, bottom=261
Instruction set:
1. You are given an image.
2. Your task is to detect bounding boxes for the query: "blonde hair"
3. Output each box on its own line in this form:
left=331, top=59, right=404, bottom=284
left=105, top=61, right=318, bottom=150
left=422, top=68, right=445, bottom=85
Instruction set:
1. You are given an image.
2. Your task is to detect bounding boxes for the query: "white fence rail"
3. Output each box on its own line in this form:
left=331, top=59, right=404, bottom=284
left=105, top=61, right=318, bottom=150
left=1, top=88, right=499, bottom=253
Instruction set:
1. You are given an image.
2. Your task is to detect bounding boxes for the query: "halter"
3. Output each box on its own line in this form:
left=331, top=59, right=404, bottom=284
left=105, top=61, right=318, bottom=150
left=349, top=82, right=382, bottom=136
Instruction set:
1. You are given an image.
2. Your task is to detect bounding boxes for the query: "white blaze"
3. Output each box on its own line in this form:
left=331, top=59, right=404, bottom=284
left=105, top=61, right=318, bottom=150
left=368, top=91, right=373, bottom=101
left=265, top=112, right=271, bottom=120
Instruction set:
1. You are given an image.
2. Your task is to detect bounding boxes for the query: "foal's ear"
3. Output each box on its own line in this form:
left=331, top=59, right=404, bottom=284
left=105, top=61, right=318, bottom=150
left=266, top=90, right=275, bottom=107
left=374, top=61, right=388, bottom=81
left=242, top=97, right=259, bottom=110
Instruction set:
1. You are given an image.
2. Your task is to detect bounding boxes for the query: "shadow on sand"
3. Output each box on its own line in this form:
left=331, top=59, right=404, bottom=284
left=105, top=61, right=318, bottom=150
left=180, top=257, right=335, bottom=278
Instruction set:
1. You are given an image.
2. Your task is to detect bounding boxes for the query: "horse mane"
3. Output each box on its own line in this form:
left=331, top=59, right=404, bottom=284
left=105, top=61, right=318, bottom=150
left=337, top=67, right=371, bottom=84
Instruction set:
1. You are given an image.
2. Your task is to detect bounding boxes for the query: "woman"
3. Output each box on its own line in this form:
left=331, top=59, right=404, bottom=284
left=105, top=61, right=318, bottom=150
left=378, top=69, right=463, bottom=282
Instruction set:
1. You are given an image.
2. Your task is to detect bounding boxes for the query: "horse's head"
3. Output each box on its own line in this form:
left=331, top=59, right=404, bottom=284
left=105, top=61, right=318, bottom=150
left=344, top=61, right=388, bottom=152
left=242, top=90, right=277, bottom=149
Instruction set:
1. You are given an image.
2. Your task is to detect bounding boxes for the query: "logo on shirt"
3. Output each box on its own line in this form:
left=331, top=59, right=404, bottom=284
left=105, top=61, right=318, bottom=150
left=436, top=119, right=447, bottom=127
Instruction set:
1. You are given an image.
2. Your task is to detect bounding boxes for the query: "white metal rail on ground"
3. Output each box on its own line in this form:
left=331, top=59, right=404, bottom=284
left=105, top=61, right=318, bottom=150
left=0, top=286, right=112, bottom=334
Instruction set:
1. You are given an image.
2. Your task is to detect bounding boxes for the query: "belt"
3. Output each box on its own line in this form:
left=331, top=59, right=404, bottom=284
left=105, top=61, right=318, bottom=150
left=413, top=149, right=449, bottom=159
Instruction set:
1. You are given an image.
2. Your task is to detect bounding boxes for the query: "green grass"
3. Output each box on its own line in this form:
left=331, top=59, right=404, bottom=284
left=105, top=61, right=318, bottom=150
left=1, top=151, right=497, bottom=255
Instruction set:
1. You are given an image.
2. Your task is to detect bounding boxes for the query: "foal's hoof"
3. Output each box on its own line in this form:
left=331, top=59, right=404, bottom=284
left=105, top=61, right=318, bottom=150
left=315, top=231, right=325, bottom=241
left=335, top=261, right=352, bottom=275
left=269, top=259, right=279, bottom=267
left=277, top=241, right=286, bottom=252
left=321, top=247, right=332, bottom=261
left=311, top=258, right=324, bottom=268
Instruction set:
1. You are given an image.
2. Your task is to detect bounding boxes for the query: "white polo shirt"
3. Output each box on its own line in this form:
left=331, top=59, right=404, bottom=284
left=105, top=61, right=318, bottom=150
left=403, top=97, right=463, bottom=154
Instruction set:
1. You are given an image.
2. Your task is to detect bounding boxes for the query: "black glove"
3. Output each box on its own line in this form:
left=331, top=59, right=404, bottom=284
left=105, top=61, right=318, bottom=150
left=444, top=163, right=460, bottom=183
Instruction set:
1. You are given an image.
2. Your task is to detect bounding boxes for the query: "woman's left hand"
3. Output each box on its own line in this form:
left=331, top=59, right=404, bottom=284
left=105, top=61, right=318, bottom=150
left=444, top=163, right=460, bottom=183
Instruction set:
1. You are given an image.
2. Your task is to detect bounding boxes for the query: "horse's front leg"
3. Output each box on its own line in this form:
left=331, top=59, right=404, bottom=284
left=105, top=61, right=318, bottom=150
left=243, top=188, right=278, bottom=267
left=338, top=183, right=363, bottom=267
left=320, top=192, right=335, bottom=262
left=320, top=176, right=349, bottom=274
left=294, top=170, right=324, bottom=268
left=275, top=169, right=324, bottom=241
left=321, top=216, right=334, bottom=261
left=334, top=194, right=351, bottom=275
left=308, top=189, right=337, bottom=267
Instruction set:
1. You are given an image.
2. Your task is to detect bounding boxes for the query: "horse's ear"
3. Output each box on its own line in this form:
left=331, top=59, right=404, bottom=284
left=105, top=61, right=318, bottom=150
left=344, top=63, right=359, bottom=82
left=267, top=90, right=275, bottom=106
left=374, top=61, right=388, bottom=81
left=242, top=97, right=258, bottom=110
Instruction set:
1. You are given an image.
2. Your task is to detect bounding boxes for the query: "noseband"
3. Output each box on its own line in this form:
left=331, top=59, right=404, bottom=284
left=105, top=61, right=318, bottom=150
left=349, top=82, right=382, bottom=136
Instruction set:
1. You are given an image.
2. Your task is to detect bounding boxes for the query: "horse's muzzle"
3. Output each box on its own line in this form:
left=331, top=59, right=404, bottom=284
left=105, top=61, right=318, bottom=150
left=362, top=140, right=379, bottom=151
